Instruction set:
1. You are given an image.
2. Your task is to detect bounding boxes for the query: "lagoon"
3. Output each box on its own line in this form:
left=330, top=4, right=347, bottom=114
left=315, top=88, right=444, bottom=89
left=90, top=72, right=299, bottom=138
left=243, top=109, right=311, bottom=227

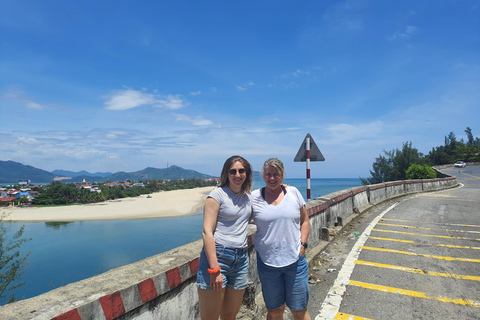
left=2, top=178, right=362, bottom=305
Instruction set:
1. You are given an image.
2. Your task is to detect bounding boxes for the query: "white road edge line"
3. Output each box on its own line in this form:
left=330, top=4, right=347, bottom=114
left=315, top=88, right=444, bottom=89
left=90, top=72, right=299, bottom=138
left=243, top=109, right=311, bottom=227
left=315, top=202, right=399, bottom=320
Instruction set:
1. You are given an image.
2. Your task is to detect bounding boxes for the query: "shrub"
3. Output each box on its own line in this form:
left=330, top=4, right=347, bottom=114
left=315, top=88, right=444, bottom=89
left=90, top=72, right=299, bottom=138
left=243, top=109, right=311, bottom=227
left=406, top=164, right=437, bottom=180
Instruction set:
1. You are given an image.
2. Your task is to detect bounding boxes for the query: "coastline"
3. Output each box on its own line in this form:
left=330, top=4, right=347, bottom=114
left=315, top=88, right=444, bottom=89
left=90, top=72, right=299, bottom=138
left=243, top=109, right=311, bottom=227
left=1, top=186, right=216, bottom=222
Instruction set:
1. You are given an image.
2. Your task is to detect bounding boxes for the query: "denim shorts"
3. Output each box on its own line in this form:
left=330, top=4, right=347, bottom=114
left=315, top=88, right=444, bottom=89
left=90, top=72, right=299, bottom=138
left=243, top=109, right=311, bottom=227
left=197, top=245, right=248, bottom=290
left=257, top=253, right=309, bottom=311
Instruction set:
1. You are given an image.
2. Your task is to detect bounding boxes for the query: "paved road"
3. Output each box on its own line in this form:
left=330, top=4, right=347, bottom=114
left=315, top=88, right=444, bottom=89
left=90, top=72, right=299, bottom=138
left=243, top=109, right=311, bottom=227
left=306, top=166, right=480, bottom=320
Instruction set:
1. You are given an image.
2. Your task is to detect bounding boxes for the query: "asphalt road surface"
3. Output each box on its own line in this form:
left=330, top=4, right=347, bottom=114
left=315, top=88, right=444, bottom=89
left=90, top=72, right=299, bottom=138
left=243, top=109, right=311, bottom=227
left=306, top=166, right=480, bottom=320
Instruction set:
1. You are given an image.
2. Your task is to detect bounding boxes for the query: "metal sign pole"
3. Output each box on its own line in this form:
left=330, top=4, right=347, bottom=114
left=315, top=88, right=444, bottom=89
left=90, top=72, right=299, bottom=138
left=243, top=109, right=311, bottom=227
left=306, top=137, right=311, bottom=201
left=294, top=133, right=324, bottom=202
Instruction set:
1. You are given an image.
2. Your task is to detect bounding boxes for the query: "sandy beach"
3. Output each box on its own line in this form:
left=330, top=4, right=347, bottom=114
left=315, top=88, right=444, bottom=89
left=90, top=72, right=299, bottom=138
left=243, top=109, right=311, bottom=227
left=1, top=186, right=216, bottom=222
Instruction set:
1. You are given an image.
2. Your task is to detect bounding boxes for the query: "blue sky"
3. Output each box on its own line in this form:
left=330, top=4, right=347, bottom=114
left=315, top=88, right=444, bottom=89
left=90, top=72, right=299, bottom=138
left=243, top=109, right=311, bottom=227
left=1, top=0, right=479, bottom=178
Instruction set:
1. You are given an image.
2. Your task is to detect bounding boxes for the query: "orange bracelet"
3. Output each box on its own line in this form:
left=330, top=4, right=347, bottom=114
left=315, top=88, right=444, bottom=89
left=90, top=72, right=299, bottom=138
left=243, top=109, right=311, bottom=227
left=208, top=266, right=221, bottom=274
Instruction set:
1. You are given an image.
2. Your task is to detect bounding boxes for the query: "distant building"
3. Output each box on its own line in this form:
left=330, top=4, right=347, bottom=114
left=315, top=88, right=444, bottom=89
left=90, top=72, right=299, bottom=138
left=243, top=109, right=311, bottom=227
left=19, top=179, right=31, bottom=186
left=0, top=197, right=16, bottom=206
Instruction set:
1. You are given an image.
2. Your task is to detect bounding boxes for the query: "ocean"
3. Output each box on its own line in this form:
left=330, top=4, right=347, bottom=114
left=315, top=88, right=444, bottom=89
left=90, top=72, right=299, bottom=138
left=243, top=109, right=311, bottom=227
left=1, top=178, right=362, bottom=305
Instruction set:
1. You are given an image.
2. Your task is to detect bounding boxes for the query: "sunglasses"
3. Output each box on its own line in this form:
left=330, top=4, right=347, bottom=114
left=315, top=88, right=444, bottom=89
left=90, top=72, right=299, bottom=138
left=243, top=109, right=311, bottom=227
left=228, top=169, right=246, bottom=175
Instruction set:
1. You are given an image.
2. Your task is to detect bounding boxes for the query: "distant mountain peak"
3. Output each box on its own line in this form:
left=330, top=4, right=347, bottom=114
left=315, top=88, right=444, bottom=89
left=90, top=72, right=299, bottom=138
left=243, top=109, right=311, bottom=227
left=0, top=160, right=216, bottom=184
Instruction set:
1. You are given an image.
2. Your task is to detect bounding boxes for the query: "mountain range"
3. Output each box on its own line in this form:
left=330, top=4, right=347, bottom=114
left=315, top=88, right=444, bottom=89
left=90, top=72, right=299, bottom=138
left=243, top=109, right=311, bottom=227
left=0, top=160, right=216, bottom=184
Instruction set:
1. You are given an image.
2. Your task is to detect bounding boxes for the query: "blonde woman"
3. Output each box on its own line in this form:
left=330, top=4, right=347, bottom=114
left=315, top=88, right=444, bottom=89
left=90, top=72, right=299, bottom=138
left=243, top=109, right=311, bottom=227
left=252, top=158, right=311, bottom=320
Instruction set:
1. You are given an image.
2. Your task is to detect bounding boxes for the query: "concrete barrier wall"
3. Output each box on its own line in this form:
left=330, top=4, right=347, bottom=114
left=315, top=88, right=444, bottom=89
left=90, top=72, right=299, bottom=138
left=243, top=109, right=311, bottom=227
left=368, top=183, right=386, bottom=204
left=306, top=200, right=328, bottom=243
left=405, top=179, right=423, bottom=192
left=351, top=186, right=369, bottom=212
left=385, top=181, right=404, bottom=198
left=0, top=173, right=460, bottom=320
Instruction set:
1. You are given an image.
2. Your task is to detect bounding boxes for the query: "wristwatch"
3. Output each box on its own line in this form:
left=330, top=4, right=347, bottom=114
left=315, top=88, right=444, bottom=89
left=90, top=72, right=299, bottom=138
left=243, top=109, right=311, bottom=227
left=301, top=242, right=308, bottom=249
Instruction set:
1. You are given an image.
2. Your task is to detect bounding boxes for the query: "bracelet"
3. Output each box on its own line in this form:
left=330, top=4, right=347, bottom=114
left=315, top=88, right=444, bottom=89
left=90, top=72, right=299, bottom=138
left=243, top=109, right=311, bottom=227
left=208, top=266, right=221, bottom=274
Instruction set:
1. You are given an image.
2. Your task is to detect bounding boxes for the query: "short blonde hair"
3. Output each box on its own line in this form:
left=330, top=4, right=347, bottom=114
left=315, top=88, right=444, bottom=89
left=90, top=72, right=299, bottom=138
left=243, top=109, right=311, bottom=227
left=261, top=158, right=285, bottom=176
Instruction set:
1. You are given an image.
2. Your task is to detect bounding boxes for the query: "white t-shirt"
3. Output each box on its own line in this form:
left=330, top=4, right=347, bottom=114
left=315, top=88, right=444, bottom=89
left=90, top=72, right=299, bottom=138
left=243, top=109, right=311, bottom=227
left=208, top=186, right=251, bottom=249
left=251, top=186, right=306, bottom=267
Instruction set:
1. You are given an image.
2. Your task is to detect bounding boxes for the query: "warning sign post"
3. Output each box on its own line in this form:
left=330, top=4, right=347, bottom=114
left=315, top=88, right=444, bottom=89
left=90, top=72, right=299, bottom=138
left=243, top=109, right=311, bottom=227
left=294, top=133, right=325, bottom=201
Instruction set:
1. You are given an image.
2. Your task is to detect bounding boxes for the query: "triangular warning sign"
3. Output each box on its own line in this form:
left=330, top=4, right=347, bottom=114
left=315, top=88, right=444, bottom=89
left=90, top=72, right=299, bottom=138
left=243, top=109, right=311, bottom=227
left=294, top=133, right=325, bottom=162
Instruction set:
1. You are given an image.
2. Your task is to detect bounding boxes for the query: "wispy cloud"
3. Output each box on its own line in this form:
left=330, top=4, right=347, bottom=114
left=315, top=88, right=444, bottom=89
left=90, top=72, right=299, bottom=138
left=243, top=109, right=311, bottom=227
left=2, top=86, right=48, bottom=109
left=236, top=82, right=255, bottom=91
left=173, top=113, right=214, bottom=126
left=322, top=121, right=385, bottom=145
left=389, top=25, right=418, bottom=40
left=104, top=88, right=187, bottom=111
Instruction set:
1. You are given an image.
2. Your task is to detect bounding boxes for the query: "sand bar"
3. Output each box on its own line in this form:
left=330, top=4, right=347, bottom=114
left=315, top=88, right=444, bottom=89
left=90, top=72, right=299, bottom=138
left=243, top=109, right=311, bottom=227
left=1, top=186, right=216, bottom=222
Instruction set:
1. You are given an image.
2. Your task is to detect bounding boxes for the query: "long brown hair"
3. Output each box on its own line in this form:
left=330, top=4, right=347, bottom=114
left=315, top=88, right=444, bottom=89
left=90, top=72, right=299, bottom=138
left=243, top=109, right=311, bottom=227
left=219, top=155, right=253, bottom=194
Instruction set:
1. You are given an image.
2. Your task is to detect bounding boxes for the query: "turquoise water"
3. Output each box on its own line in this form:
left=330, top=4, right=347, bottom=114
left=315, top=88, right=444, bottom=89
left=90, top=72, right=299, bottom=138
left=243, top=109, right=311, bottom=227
left=2, top=178, right=361, bottom=305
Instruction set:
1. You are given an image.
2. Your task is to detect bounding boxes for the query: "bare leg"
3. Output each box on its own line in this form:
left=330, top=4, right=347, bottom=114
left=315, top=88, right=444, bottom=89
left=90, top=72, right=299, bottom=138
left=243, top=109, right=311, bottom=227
left=220, top=288, right=245, bottom=320
left=267, top=304, right=286, bottom=320
left=290, top=308, right=311, bottom=320
left=198, top=288, right=225, bottom=320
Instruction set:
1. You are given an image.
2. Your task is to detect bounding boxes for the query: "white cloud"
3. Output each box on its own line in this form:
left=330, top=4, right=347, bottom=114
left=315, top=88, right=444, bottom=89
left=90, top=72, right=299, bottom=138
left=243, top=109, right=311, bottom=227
left=389, top=25, right=418, bottom=40
left=16, top=137, right=39, bottom=144
left=104, top=89, right=187, bottom=111
left=190, top=91, right=202, bottom=96
left=2, top=87, right=47, bottom=109
left=173, top=113, right=214, bottom=126
left=322, top=121, right=385, bottom=145
left=236, top=82, right=255, bottom=91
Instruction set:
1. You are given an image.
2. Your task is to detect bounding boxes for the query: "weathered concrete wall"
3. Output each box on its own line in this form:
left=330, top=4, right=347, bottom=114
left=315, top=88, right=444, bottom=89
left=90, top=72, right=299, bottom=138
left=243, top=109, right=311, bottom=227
left=405, top=179, right=423, bottom=192
left=0, top=172, right=461, bottom=320
left=351, top=186, right=369, bottom=212
left=368, top=183, right=386, bottom=204
left=306, top=200, right=328, bottom=243
left=317, top=190, right=353, bottom=228
left=423, top=177, right=457, bottom=191
left=385, top=181, right=404, bottom=198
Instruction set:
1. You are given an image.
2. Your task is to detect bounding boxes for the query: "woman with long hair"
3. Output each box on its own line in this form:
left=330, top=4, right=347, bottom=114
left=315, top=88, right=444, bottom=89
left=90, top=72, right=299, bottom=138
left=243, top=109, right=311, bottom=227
left=197, top=155, right=253, bottom=320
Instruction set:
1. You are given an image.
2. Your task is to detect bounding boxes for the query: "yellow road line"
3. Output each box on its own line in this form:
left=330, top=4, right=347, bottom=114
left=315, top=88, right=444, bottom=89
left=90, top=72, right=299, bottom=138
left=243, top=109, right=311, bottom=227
left=360, top=246, right=480, bottom=263
left=349, top=280, right=480, bottom=308
left=381, top=218, right=480, bottom=228
left=355, top=260, right=480, bottom=281
left=369, top=236, right=480, bottom=250
left=461, top=170, right=480, bottom=180
left=334, top=313, right=373, bottom=320
left=372, top=228, right=480, bottom=241
left=376, top=223, right=480, bottom=234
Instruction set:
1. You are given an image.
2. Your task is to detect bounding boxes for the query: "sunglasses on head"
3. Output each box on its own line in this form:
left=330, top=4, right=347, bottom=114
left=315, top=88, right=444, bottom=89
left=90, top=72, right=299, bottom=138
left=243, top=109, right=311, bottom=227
left=228, top=169, right=246, bottom=175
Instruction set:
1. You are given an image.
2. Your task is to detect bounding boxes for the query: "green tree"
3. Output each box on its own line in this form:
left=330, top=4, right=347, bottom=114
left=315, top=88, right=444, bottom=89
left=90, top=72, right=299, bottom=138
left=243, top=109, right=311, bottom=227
left=0, top=214, right=31, bottom=303
left=406, top=164, right=437, bottom=180
left=465, top=127, right=474, bottom=145
left=361, top=142, right=425, bottom=185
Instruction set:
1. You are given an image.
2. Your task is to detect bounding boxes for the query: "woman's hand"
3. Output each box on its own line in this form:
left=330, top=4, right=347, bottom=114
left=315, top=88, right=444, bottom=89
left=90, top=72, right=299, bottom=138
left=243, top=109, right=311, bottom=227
left=299, top=244, right=306, bottom=256
left=210, top=271, right=223, bottom=291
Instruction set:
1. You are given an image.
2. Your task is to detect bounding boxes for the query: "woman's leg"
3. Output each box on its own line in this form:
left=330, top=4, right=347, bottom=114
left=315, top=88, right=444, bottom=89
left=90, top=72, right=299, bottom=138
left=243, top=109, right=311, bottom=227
left=220, top=288, right=245, bottom=320
left=284, top=256, right=310, bottom=319
left=290, top=308, right=311, bottom=320
left=198, top=288, right=225, bottom=320
left=267, top=304, right=286, bottom=320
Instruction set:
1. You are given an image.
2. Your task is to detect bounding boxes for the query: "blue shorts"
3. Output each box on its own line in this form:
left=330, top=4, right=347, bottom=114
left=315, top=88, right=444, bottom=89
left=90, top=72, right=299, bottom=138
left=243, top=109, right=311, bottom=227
left=257, top=253, right=309, bottom=311
left=196, top=245, right=248, bottom=290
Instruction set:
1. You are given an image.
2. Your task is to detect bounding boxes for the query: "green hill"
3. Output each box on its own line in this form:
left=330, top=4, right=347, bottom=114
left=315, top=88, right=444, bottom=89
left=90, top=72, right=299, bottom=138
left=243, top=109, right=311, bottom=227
left=104, top=165, right=215, bottom=182
left=0, top=160, right=56, bottom=183
left=0, top=161, right=216, bottom=184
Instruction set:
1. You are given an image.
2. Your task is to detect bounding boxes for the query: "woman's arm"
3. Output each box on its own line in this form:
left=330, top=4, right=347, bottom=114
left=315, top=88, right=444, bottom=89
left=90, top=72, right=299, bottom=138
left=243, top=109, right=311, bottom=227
left=299, top=205, right=310, bottom=256
left=202, top=197, right=223, bottom=291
